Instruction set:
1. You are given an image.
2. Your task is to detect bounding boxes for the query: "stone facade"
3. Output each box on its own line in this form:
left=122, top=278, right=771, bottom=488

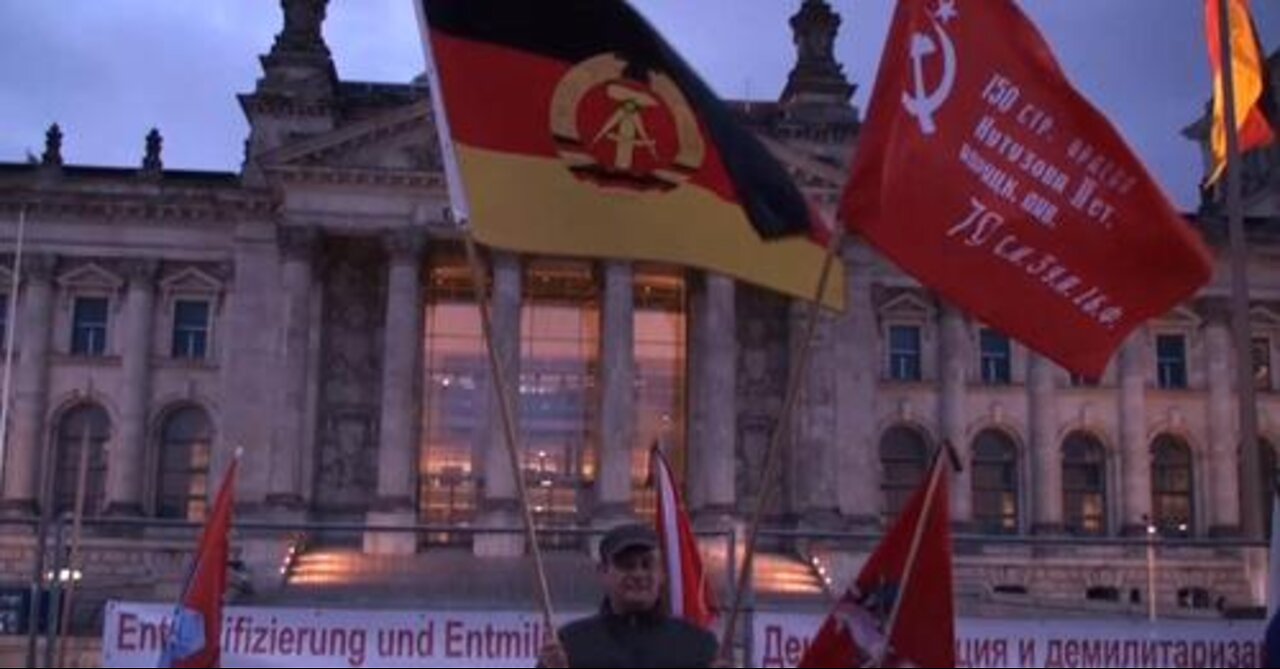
left=0, top=0, right=1276, bottom=637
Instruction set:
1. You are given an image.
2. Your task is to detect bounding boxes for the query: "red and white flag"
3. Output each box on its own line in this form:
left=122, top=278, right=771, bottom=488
left=843, top=0, right=1213, bottom=377
left=799, top=453, right=954, bottom=668
left=158, top=456, right=238, bottom=668
left=651, top=445, right=717, bottom=629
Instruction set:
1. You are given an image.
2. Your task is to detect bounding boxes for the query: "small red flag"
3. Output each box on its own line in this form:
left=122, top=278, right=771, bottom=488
left=652, top=446, right=717, bottom=629
left=158, top=457, right=237, bottom=668
left=799, top=455, right=953, bottom=668
left=843, top=0, right=1213, bottom=377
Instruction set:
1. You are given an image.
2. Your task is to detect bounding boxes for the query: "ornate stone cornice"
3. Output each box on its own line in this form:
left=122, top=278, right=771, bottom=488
left=0, top=191, right=276, bottom=227
left=265, top=165, right=443, bottom=190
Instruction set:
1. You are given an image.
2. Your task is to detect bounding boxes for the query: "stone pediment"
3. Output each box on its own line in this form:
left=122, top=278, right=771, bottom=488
left=160, top=266, right=224, bottom=296
left=57, top=262, right=124, bottom=292
left=261, top=101, right=444, bottom=175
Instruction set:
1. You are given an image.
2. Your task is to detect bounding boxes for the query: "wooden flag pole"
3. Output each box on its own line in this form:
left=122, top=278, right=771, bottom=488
left=719, top=226, right=844, bottom=663
left=458, top=221, right=557, bottom=635
left=1215, top=0, right=1265, bottom=541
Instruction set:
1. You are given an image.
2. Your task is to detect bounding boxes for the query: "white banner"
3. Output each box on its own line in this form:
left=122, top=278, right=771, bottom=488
left=106, top=601, right=1267, bottom=668
left=753, top=612, right=1265, bottom=668
left=103, top=602, right=590, bottom=668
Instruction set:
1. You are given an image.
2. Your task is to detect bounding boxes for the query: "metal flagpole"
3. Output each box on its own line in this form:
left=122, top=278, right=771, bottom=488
left=1215, top=0, right=1265, bottom=540
left=718, top=226, right=844, bottom=664
left=0, top=205, right=26, bottom=491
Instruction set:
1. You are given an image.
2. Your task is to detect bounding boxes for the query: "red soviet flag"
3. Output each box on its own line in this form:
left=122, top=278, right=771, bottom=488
left=799, top=453, right=954, bottom=668
left=843, top=0, right=1213, bottom=377
left=158, top=457, right=237, bottom=668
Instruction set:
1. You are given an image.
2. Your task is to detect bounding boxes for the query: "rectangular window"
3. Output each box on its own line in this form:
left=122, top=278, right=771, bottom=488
left=888, top=325, right=922, bottom=382
left=1254, top=337, right=1272, bottom=391
left=1155, top=334, right=1187, bottom=389
left=171, top=300, right=211, bottom=359
left=71, top=297, right=108, bottom=356
left=979, top=329, right=1012, bottom=385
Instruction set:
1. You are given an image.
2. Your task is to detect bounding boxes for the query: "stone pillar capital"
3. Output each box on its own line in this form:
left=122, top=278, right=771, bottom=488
left=384, top=228, right=428, bottom=264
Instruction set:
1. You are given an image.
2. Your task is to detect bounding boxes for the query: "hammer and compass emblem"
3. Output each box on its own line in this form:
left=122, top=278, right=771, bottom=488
left=902, top=0, right=959, bottom=135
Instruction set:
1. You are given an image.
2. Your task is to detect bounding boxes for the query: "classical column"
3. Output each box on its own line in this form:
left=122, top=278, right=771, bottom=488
left=1119, top=333, right=1151, bottom=534
left=688, top=273, right=736, bottom=521
left=1, top=255, right=56, bottom=514
left=476, top=251, right=522, bottom=557
left=1029, top=353, right=1062, bottom=533
left=366, top=230, right=426, bottom=554
left=791, top=299, right=839, bottom=526
left=939, top=303, right=971, bottom=525
left=834, top=242, right=878, bottom=526
left=1201, top=299, right=1240, bottom=535
left=106, top=259, right=158, bottom=516
left=596, top=261, right=635, bottom=522
left=268, top=227, right=317, bottom=510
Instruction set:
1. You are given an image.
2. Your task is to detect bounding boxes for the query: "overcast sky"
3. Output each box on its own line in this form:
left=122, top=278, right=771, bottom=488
left=0, top=1, right=1276, bottom=210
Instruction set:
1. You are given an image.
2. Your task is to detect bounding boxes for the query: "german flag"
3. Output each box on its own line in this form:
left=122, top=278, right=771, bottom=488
left=1205, top=0, right=1276, bottom=184
left=420, top=0, right=842, bottom=308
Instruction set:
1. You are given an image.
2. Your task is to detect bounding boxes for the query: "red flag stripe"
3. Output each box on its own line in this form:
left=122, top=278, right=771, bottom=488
left=651, top=446, right=716, bottom=629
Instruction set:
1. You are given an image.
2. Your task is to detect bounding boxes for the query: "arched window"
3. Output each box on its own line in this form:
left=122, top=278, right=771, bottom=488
left=156, top=406, right=213, bottom=520
left=972, top=430, right=1019, bottom=534
left=1062, top=432, right=1108, bottom=536
left=880, top=426, right=929, bottom=521
left=54, top=404, right=110, bottom=516
left=1151, top=434, right=1194, bottom=537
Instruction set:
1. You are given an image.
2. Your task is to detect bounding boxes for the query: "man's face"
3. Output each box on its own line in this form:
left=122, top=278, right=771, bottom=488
left=600, top=546, right=663, bottom=613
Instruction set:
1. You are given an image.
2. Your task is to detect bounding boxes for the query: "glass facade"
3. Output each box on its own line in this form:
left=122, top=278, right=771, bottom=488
left=417, top=252, right=686, bottom=544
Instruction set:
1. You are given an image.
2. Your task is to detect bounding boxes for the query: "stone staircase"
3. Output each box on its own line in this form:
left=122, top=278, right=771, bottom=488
left=269, top=545, right=827, bottom=610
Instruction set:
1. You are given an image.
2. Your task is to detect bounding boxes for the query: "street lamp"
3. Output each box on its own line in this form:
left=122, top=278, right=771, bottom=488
left=1145, top=517, right=1157, bottom=622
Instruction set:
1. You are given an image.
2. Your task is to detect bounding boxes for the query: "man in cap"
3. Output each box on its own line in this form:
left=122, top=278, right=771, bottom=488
left=535, top=522, right=729, bottom=667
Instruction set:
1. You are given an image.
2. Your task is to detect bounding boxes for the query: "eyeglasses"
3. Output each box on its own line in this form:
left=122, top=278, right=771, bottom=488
left=609, top=552, right=657, bottom=573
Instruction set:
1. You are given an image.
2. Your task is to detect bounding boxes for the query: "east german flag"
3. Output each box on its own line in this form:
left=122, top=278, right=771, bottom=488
left=419, top=0, right=842, bottom=308
left=1205, top=0, right=1276, bottom=185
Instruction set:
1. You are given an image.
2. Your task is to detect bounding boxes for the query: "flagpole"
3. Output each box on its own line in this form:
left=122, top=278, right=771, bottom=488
left=459, top=225, right=557, bottom=635
left=1216, top=0, right=1265, bottom=540
left=870, top=444, right=951, bottom=668
left=0, top=205, right=25, bottom=490
left=718, top=226, right=844, bottom=664
left=54, top=416, right=92, bottom=667
left=412, top=1, right=556, bottom=642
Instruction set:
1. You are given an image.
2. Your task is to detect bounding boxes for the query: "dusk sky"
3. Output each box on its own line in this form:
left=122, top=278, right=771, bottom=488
left=0, top=1, right=1276, bottom=210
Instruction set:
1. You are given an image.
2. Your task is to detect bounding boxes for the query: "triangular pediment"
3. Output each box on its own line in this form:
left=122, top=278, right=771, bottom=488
left=261, top=101, right=444, bottom=173
left=1156, top=306, right=1202, bottom=330
left=879, top=290, right=934, bottom=320
left=57, top=263, right=123, bottom=292
left=160, top=267, right=223, bottom=295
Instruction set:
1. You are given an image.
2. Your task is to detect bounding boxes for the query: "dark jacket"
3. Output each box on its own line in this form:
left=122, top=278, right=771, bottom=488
left=537, top=605, right=718, bottom=668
